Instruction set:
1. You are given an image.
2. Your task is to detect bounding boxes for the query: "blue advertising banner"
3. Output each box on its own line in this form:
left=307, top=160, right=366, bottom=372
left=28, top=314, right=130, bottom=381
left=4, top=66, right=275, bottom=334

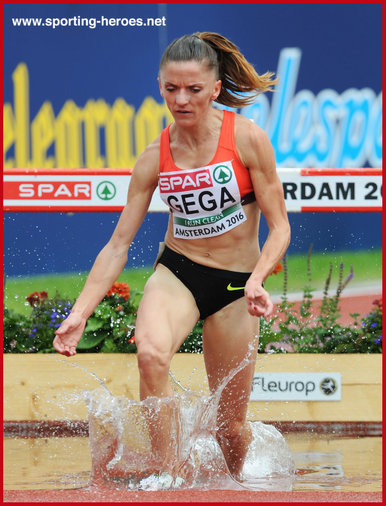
left=4, top=3, right=382, bottom=170
left=3, top=2, right=382, bottom=275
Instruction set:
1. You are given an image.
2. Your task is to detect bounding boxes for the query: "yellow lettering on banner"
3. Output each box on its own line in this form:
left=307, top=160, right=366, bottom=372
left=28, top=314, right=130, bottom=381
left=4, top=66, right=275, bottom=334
left=56, top=100, right=83, bottom=168
left=4, top=63, right=174, bottom=168
left=3, top=103, right=15, bottom=168
left=13, top=63, right=30, bottom=168
left=82, top=99, right=109, bottom=168
left=106, top=98, right=136, bottom=168
left=135, top=96, right=173, bottom=156
left=31, top=102, right=55, bottom=168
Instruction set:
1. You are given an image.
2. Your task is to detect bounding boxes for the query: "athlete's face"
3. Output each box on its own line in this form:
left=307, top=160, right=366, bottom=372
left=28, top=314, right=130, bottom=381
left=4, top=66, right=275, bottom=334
left=158, top=60, right=221, bottom=124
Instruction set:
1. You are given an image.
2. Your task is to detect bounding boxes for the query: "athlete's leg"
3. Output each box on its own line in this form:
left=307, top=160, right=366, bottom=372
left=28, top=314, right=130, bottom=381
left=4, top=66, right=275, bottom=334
left=134, top=264, right=200, bottom=471
left=202, top=296, right=259, bottom=479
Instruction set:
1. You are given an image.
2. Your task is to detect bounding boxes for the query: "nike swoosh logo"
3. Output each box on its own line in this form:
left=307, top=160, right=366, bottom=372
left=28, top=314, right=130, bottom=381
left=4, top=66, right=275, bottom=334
left=227, top=283, right=245, bottom=292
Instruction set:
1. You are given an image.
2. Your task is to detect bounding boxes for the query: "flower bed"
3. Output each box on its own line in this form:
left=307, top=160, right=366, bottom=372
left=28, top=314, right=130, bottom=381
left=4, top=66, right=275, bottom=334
left=4, top=284, right=138, bottom=354
left=259, top=253, right=382, bottom=354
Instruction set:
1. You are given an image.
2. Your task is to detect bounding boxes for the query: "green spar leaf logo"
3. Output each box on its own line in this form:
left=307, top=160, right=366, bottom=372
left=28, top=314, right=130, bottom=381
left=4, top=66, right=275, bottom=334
left=213, top=165, right=232, bottom=184
left=96, top=181, right=116, bottom=201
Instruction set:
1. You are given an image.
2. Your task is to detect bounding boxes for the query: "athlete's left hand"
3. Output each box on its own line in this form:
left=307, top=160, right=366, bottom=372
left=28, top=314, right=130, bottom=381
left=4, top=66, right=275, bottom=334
left=244, top=278, right=274, bottom=319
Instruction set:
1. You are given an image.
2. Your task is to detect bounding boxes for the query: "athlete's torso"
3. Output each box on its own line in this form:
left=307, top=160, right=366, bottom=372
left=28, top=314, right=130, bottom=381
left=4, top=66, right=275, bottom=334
left=159, top=110, right=261, bottom=271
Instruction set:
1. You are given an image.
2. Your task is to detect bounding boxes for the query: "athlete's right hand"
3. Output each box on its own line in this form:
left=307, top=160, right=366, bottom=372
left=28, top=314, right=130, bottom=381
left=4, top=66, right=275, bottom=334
left=53, top=312, right=87, bottom=356
left=244, top=278, right=274, bottom=320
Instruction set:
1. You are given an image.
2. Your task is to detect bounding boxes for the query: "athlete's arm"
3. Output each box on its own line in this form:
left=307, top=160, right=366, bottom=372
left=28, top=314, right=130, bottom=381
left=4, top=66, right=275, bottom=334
left=236, top=118, right=291, bottom=318
left=53, top=142, right=159, bottom=356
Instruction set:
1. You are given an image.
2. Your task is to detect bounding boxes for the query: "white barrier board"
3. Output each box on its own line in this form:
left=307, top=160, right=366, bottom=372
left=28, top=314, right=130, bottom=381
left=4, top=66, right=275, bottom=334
left=3, top=168, right=382, bottom=212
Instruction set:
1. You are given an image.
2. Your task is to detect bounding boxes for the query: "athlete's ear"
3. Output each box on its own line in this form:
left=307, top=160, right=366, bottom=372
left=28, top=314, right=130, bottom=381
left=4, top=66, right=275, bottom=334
left=158, top=77, right=164, bottom=98
left=211, top=80, right=222, bottom=101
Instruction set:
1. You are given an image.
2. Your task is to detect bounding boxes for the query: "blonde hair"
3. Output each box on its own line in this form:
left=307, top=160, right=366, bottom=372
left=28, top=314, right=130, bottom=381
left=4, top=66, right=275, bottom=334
left=159, top=31, right=278, bottom=108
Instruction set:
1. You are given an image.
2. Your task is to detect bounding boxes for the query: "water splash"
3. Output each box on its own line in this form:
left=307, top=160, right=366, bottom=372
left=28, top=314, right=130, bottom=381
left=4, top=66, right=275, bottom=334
left=79, top=344, right=296, bottom=491
left=54, top=357, right=112, bottom=397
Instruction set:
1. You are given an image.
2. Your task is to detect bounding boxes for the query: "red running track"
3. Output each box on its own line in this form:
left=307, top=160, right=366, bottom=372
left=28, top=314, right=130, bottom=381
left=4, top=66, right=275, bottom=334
left=273, top=291, right=381, bottom=326
left=3, top=488, right=383, bottom=503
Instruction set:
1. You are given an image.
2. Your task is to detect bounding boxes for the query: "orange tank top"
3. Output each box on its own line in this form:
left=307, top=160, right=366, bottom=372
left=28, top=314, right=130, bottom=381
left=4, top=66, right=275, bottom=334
left=158, top=110, right=256, bottom=239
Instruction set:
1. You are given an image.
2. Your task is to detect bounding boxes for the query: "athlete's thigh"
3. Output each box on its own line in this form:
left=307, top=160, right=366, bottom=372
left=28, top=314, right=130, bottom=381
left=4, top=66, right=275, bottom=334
left=135, top=264, right=200, bottom=356
left=202, top=297, right=259, bottom=417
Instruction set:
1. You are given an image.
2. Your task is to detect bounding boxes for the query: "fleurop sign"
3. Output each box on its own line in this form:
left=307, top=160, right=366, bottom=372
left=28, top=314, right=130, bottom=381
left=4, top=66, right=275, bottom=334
left=3, top=167, right=382, bottom=212
left=250, top=372, right=342, bottom=402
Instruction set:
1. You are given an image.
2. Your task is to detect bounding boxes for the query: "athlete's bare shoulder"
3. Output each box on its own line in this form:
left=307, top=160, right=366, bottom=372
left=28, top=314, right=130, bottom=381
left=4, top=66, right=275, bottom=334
left=234, top=113, right=270, bottom=147
left=130, top=134, right=161, bottom=190
left=234, top=113, right=274, bottom=169
left=134, top=135, right=161, bottom=171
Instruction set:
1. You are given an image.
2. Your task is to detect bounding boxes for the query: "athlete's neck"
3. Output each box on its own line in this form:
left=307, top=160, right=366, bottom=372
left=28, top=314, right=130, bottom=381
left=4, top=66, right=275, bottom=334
left=171, top=109, right=223, bottom=151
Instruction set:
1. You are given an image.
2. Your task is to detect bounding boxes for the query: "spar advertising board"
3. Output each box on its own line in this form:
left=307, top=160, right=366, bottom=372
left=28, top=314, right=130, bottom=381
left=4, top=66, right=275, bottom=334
left=3, top=168, right=382, bottom=213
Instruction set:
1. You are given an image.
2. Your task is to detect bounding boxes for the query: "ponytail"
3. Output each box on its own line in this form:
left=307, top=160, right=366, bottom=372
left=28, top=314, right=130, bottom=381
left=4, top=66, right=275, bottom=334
left=160, top=32, right=278, bottom=108
left=198, top=32, right=278, bottom=107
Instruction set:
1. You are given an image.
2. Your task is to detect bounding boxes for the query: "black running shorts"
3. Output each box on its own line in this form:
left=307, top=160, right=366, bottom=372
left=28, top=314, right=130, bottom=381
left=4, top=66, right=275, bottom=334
left=157, top=245, right=251, bottom=320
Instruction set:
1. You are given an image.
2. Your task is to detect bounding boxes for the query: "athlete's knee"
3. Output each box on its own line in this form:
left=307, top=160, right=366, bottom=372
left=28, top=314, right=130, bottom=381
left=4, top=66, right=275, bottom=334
left=136, top=339, right=171, bottom=379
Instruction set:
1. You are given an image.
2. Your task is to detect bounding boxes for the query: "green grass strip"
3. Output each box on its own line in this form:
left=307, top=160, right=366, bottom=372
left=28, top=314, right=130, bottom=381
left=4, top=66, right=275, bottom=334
left=4, top=248, right=382, bottom=315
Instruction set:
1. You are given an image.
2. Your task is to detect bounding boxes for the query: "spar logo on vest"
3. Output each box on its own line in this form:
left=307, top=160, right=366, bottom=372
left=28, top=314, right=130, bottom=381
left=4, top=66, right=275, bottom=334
left=159, top=161, right=247, bottom=239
